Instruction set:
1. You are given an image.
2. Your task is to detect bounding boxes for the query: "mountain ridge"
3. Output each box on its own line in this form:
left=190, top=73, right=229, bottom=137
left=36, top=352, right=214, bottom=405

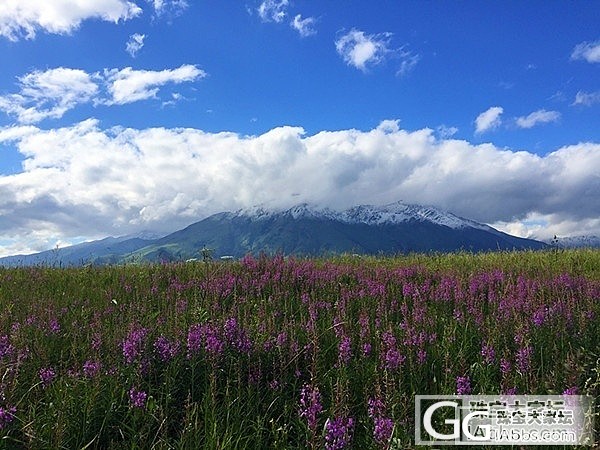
left=0, top=201, right=551, bottom=266
left=229, top=201, right=492, bottom=230
left=543, top=235, right=600, bottom=249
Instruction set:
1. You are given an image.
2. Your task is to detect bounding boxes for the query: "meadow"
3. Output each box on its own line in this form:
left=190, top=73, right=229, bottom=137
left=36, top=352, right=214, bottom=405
left=0, top=249, right=598, bottom=449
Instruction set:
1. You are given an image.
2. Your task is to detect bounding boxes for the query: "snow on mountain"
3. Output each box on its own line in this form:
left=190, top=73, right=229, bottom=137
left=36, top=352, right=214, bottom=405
left=545, top=235, right=600, bottom=248
left=338, top=202, right=491, bottom=230
left=1, top=200, right=549, bottom=266
left=233, top=201, right=492, bottom=230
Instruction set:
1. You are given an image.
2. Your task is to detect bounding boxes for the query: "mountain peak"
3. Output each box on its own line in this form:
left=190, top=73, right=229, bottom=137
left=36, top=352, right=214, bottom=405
left=0, top=200, right=548, bottom=266
left=233, top=201, right=490, bottom=230
left=232, top=202, right=336, bottom=221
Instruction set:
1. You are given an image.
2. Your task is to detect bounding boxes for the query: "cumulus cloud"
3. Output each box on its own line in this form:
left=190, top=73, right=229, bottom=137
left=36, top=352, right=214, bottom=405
left=492, top=213, right=600, bottom=241
left=573, top=90, right=600, bottom=107
left=103, top=65, right=206, bottom=105
left=515, top=109, right=560, bottom=129
left=291, top=14, right=317, bottom=37
left=0, top=0, right=142, bottom=41
left=0, top=68, right=99, bottom=123
left=126, top=33, right=146, bottom=57
left=475, top=106, right=503, bottom=134
left=0, top=65, right=205, bottom=123
left=257, top=0, right=289, bottom=23
left=571, top=39, right=600, bottom=63
left=0, top=120, right=598, bottom=255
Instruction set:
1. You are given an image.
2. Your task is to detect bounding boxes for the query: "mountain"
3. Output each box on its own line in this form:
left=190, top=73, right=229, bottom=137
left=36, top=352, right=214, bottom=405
left=120, top=202, right=546, bottom=263
left=0, top=235, right=155, bottom=267
left=0, top=201, right=548, bottom=266
left=544, top=235, right=600, bottom=249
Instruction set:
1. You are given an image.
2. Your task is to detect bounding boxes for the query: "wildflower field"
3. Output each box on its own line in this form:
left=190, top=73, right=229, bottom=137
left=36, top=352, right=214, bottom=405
left=0, top=250, right=598, bottom=449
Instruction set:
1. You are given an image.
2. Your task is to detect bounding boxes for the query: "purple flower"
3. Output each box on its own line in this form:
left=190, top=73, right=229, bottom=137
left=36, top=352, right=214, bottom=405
left=128, top=387, right=147, bottom=409
left=500, top=358, right=512, bottom=375
left=337, top=335, right=352, bottom=367
left=480, top=342, right=496, bottom=364
left=223, top=317, right=252, bottom=353
left=381, top=331, right=405, bottom=370
left=324, top=416, right=355, bottom=450
left=0, top=335, right=14, bottom=360
left=373, top=417, right=394, bottom=446
left=153, top=335, right=181, bottom=362
left=299, top=383, right=322, bottom=435
left=368, top=397, right=394, bottom=446
left=122, top=327, right=148, bottom=364
left=383, top=348, right=405, bottom=371
left=187, top=323, right=225, bottom=358
left=91, top=332, right=102, bottom=351
left=82, top=360, right=102, bottom=378
left=532, top=307, right=546, bottom=327
left=367, top=397, right=384, bottom=418
left=515, top=345, right=532, bottom=373
left=417, top=348, right=427, bottom=365
left=276, top=331, right=287, bottom=348
left=358, top=312, right=370, bottom=340
left=456, top=375, right=472, bottom=395
left=362, top=342, right=372, bottom=357
left=47, top=318, right=61, bottom=334
left=39, top=367, right=56, bottom=387
left=204, top=326, right=224, bottom=357
left=562, top=386, right=579, bottom=395
left=223, top=317, right=239, bottom=342
left=186, top=324, right=203, bottom=358
left=0, top=405, right=16, bottom=430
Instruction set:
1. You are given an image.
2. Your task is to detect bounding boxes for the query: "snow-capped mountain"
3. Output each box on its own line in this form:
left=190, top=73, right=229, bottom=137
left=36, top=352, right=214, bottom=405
left=122, top=201, right=546, bottom=262
left=545, top=235, right=600, bottom=249
left=0, top=201, right=548, bottom=266
left=231, top=201, right=491, bottom=230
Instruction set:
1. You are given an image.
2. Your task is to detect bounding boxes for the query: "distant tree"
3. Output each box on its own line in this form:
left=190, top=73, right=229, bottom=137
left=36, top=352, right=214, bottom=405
left=200, top=247, right=214, bottom=262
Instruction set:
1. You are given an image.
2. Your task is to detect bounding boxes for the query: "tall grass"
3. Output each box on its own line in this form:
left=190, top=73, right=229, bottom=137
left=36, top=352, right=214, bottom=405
left=0, top=249, right=598, bottom=448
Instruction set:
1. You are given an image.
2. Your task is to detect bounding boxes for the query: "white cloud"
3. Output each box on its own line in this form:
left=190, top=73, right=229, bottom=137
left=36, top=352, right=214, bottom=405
left=126, top=33, right=146, bottom=57
left=161, top=92, right=185, bottom=108
left=0, top=0, right=142, bottom=41
left=257, top=0, right=289, bottom=23
left=474, top=106, right=503, bottom=134
left=0, top=125, right=35, bottom=140
left=0, top=68, right=99, bottom=123
left=492, top=213, right=600, bottom=241
left=149, top=0, right=188, bottom=16
left=515, top=109, right=560, bottom=129
left=573, top=90, right=600, bottom=107
left=0, top=120, right=598, bottom=255
left=396, top=49, right=420, bottom=77
left=335, top=29, right=418, bottom=75
left=0, top=65, right=206, bottom=122
left=103, top=65, right=206, bottom=105
left=335, top=29, right=392, bottom=71
left=436, top=125, right=459, bottom=139
left=571, top=40, right=600, bottom=63
left=291, top=14, right=317, bottom=37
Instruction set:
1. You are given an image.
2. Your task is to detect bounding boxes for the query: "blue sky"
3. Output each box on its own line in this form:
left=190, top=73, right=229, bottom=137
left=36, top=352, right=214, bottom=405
left=0, top=1, right=599, bottom=255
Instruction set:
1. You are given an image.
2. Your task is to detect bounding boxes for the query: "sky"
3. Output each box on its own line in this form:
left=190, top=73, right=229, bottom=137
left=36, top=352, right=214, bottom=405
left=0, top=1, right=599, bottom=256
